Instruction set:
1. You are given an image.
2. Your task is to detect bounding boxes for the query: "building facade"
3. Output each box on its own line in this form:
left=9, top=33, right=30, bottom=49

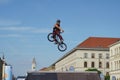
left=55, top=48, right=110, bottom=75
left=110, top=41, right=120, bottom=80
left=0, top=58, right=3, bottom=80
left=53, top=37, right=120, bottom=75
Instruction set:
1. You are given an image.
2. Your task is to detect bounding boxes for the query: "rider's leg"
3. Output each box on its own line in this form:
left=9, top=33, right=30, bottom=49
left=57, top=32, right=64, bottom=43
left=53, top=31, right=58, bottom=44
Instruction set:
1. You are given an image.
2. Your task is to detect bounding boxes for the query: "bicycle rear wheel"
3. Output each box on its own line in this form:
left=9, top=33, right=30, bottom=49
left=58, top=42, right=67, bottom=52
left=47, top=33, right=54, bottom=42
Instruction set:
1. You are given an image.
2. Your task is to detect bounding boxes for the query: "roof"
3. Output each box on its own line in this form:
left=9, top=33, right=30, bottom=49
left=109, top=40, right=120, bottom=47
left=77, top=37, right=120, bottom=48
left=39, top=67, right=48, bottom=71
left=51, top=37, right=120, bottom=66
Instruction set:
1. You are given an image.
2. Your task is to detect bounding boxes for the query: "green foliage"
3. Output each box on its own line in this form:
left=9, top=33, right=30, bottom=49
left=105, top=75, right=110, bottom=80
left=85, top=68, right=101, bottom=74
left=105, top=72, right=110, bottom=80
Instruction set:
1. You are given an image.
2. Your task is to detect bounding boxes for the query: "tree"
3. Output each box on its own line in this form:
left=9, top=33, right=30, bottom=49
left=85, top=68, right=101, bottom=75
left=105, top=72, right=110, bottom=80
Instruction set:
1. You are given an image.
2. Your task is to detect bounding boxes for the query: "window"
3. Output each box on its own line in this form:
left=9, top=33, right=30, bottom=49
left=69, top=66, right=75, bottom=71
left=99, top=62, right=102, bottom=68
left=119, top=47, right=120, bottom=54
left=117, top=48, right=118, bottom=54
left=84, top=62, right=87, bottom=68
left=111, top=62, right=113, bottom=70
left=106, top=53, right=109, bottom=59
left=115, top=48, right=117, bottom=55
left=111, top=49, right=113, bottom=56
left=106, top=72, right=109, bottom=76
left=106, top=62, right=109, bottom=68
left=119, top=60, right=120, bottom=67
left=91, top=62, right=95, bottom=67
left=91, top=53, right=95, bottom=58
left=84, top=53, right=88, bottom=58
left=99, top=53, right=102, bottom=58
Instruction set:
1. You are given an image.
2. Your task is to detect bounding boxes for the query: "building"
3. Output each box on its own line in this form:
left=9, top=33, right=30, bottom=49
left=0, top=57, right=3, bottom=80
left=40, top=66, right=55, bottom=71
left=109, top=41, right=120, bottom=80
left=16, top=76, right=26, bottom=80
left=51, top=37, right=120, bottom=75
left=0, top=55, right=13, bottom=80
left=4, top=65, right=12, bottom=80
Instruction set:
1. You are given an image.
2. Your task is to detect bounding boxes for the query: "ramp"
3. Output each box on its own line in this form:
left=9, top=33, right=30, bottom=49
left=25, top=72, right=101, bottom=80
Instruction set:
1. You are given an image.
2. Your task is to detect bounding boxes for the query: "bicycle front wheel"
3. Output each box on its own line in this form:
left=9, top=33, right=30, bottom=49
left=58, top=42, right=67, bottom=52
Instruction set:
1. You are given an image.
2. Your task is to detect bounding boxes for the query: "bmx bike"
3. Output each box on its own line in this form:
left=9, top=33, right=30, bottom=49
left=47, top=32, right=67, bottom=52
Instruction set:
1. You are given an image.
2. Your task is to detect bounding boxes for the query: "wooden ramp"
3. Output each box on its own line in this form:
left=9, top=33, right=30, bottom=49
left=25, top=71, right=101, bottom=80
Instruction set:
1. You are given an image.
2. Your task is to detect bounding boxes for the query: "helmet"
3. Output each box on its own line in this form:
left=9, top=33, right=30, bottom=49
left=56, top=19, right=61, bottom=23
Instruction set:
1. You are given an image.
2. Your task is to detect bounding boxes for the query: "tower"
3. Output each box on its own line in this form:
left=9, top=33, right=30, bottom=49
left=32, top=57, right=36, bottom=71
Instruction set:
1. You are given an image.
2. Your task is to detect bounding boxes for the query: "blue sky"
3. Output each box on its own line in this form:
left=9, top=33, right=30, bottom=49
left=0, top=0, right=120, bottom=76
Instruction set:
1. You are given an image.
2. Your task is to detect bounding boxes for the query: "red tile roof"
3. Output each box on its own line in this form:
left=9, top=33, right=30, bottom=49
left=39, top=67, right=47, bottom=71
left=77, top=37, right=120, bottom=48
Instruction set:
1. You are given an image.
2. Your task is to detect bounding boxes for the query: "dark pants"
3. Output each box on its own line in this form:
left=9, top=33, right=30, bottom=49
left=53, top=30, right=63, bottom=42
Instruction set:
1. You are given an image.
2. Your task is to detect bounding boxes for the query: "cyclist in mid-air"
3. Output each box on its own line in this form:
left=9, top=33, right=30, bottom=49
left=53, top=19, right=64, bottom=44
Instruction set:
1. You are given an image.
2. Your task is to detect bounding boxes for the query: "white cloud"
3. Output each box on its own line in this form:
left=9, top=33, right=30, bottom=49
left=0, top=19, right=50, bottom=34
left=0, top=27, right=50, bottom=38
left=31, top=29, right=51, bottom=33
left=0, top=26, right=33, bottom=31
left=0, top=34, right=22, bottom=38
left=0, top=20, right=21, bottom=26
left=0, top=26, right=50, bottom=33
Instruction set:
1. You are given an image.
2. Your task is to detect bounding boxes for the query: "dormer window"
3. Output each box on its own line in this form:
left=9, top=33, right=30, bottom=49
left=91, top=53, right=95, bottom=58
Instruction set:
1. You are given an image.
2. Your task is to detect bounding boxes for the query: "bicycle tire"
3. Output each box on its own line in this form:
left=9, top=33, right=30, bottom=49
left=47, top=33, right=54, bottom=42
left=58, top=42, right=67, bottom=52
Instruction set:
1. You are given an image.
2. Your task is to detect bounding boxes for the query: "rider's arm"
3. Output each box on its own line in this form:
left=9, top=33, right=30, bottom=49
left=54, top=24, right=64, bottom=32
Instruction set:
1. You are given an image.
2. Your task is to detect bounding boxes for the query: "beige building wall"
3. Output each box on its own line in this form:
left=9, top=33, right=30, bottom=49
left=55, top=48, right=110, bottom=75
left=55, top=50, right=77, bottom=71
left=110, top=41, right=120, bottom=80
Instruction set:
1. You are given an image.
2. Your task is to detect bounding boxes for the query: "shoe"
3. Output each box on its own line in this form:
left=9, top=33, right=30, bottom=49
left=54, top=41, right=58, bottom=44
left=54, top=42, right=57, bottom=44
left=60, top=40, right=64, bottom=43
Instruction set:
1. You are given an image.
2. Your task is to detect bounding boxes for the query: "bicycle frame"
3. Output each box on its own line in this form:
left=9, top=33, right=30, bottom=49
left=53, top=30, right=63, bottom=42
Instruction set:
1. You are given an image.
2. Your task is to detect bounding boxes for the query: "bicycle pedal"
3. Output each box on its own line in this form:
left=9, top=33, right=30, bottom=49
left=60, top=41, right=63, bottom=44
